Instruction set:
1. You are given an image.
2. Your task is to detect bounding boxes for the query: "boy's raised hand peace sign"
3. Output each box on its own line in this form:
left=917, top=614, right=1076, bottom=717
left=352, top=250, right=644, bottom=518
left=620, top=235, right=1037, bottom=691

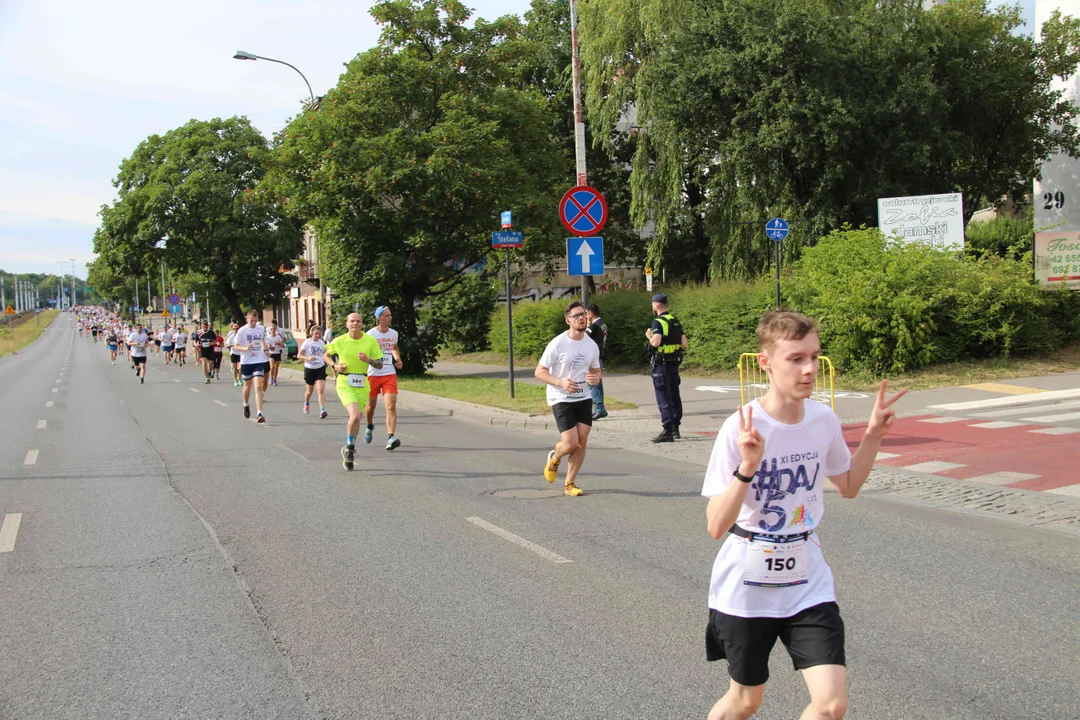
left=736, top=405, right=765, bottom=469
left=866, top=380, right=907, bottom=438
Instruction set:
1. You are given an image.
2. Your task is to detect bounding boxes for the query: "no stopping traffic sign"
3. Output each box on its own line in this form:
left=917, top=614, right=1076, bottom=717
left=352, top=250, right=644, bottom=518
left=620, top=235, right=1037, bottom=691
left=559, top=186, right=608, bottom=237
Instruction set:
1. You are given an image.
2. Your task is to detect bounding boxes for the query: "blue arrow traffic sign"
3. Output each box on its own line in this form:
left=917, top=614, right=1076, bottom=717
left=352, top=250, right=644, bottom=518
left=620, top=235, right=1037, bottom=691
left=170, top=304, right=181, bottom=315
left=567, top=237, right=604, bottom=276
left=766, top=217, right=789, bottom=241
left=492, top=231, right=524, bottom=249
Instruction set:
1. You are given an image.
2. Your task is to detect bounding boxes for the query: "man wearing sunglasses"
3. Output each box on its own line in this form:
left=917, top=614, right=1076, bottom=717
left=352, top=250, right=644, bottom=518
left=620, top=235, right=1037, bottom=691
left=534, top=300, right=602, bottom=496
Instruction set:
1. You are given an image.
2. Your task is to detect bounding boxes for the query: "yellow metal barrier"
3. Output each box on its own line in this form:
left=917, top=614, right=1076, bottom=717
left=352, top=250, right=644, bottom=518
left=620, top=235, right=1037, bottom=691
left=738, top=353, right=835, bottom=410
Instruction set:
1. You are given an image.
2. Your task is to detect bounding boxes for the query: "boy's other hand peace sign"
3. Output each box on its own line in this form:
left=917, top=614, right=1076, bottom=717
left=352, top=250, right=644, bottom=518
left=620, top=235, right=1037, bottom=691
left=866, top=380, right=907, bottom=438
left=736, top=404, right=765, bottom=469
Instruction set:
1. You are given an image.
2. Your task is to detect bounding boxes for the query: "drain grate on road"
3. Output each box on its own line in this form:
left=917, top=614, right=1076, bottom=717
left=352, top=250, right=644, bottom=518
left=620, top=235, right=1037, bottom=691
left=492, top=489, right=565, bottom=499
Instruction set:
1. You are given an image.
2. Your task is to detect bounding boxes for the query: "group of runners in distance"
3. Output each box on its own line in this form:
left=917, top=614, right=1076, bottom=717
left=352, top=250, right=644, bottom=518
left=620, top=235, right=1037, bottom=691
left=74, top=305, right=404, bottom=464
left=72, top=299, right=909, bottom=719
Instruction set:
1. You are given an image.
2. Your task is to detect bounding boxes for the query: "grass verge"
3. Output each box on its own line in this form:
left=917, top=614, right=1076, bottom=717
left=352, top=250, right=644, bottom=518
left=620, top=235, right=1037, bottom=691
left=402, top=375, right=636, bottom=415
left=0, top=311, right=58, bottom=357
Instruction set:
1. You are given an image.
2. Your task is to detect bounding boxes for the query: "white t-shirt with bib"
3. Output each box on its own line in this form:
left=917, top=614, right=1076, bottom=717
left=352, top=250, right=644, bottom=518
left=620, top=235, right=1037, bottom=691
left=265, top=332, right=285, bottom=355
left=299, top=339, right=326, bottom=369
left=538, top=332, right=600, bottom=406
left=129, top=332, right=148, bottom=357
left=233, top=324, right=267, bottom=364
left=701, top=399, right=851, bottom=618
left=366, top=328, right=399, bottom=377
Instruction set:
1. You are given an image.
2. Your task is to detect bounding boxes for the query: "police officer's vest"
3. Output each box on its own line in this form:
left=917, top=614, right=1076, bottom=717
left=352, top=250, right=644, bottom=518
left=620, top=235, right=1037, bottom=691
left=654, top=312, right=684, bottom=363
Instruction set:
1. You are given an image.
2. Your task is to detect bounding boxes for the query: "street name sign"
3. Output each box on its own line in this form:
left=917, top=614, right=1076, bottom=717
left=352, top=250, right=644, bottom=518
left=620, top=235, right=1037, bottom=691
left=492, top=231, right=524, bottom=249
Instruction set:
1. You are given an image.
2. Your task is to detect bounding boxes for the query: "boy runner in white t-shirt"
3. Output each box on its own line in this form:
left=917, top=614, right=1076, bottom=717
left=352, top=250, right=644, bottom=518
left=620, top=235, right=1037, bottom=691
left=364, top=306, right=404, bottom=450
left=534, top=300, right=602, bottom=497
left=701, top=311, right=905, bottom=720
left=233, top=310, right=269, bottom=423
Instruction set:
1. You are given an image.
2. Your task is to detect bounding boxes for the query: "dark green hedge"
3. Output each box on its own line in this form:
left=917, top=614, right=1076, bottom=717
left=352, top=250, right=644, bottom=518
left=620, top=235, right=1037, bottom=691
left=486, top=227, right=1080, bottom=375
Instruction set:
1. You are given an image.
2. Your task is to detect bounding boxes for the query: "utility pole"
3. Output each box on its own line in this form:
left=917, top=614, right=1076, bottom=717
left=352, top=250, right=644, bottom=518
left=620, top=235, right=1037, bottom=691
left=70, top=260, right=76, bottom=310
left=570, top=0, right=588, bottom=306
left=1, top=275, right=7, bottom=326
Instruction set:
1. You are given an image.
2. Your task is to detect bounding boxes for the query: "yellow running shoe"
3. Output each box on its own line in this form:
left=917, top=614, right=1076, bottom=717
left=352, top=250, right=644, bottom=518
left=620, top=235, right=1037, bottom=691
left=564, top=482, right=584, bottom=497
left=544, top=450, right=559, bottom=483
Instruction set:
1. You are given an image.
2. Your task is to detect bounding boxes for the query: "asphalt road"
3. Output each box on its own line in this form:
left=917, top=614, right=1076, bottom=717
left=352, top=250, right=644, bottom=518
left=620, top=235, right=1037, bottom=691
left=2, top=316, right=1078, bottom=719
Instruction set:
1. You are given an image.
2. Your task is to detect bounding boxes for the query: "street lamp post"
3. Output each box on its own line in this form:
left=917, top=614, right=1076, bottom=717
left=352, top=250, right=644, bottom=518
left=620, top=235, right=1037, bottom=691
left=233, top=49, right=321, bottom=331
left=233, top=50, right=316, bottom=107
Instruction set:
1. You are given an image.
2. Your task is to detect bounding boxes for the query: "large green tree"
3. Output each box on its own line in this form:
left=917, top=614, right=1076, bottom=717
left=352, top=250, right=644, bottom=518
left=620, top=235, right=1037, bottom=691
left=580, top=0, right=1080, bottom=278
left=267, top=0, right=568, bottom=372
left=96, top=117, right=303, bottom=323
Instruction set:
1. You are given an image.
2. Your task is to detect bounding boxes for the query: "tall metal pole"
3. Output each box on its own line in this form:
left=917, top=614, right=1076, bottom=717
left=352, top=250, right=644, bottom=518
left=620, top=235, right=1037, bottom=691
left=70, top=259, right=76, bottom=309
left=775, top=238, right=782, bottom=309
left=160, top=261, right=166, bottom=305
left=135, top=278, right=140, bottom=321
left=570, top=0, right=589, bottom=306
left=1, top=276, right=6, bottom=325
left=506, top=248, right=515, bottom=398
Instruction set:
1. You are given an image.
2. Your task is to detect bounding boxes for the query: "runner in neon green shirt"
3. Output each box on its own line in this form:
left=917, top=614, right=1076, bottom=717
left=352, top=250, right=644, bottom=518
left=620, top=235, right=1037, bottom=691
left=323, top=312, right=384, bottom=471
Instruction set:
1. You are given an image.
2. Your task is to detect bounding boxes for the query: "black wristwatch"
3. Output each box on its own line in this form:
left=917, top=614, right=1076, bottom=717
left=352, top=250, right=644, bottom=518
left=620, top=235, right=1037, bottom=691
left=733, top=469, right=754, bottom=484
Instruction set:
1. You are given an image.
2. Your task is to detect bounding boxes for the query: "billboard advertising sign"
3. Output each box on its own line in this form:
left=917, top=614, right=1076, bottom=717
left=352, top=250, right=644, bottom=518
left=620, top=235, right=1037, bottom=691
left=877, top=193, right=964, bottom=251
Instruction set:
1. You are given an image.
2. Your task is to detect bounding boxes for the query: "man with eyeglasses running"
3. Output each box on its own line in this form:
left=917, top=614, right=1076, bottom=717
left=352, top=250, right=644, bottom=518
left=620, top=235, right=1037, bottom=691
left=534, top=300, right=602, bottom=496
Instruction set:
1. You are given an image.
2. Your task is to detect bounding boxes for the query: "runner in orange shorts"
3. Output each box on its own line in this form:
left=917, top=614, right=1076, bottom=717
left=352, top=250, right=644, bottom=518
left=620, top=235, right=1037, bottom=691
left=364, top=305, right=404, bottom=450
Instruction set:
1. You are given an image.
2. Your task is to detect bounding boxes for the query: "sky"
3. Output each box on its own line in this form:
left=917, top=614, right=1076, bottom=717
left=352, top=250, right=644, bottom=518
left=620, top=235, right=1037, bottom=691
left=0, top=0, right=1038, bottom=278
left=0, top=0, right=535, bottom=277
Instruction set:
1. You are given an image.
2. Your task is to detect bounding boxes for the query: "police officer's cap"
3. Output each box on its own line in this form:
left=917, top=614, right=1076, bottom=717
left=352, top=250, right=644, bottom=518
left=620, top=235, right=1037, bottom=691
left=651, top=293, right=668, bottom=304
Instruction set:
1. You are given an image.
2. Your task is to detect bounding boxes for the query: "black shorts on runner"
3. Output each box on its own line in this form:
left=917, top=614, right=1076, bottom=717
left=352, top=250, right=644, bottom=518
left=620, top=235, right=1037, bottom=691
left=133, top=356, right=147, bottom=365
left=176, top=347, right=186, bottom=354
left=304, top=366, right=327, bottom=385
left=200, top=348, right=215, bottom=361
left=241, top=362, right=270, bottom=381
left=230, top=353, right=241, bottom=364
left=705, top=601, right=846, bottom=687
left=269, top=352, right=282, bottom=362
left=551, top=399, right=594, bottom=433
left=154, top=340, right=161, bottom=346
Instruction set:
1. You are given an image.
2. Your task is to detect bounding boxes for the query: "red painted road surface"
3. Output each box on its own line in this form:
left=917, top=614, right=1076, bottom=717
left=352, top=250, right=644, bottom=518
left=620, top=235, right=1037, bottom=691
left=842, top=416, right=1078, bottom=492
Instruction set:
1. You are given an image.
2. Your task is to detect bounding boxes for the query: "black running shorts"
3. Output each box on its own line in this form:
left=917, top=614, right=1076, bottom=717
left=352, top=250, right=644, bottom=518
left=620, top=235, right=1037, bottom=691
left=200, top=348, right=215, bottom=360
left=304, top=366, right=327, bottom=385
left=230, top=353, right=241, bottom=364
left=132, top=356, right=147, bottom=365
left=241, top=362, right=270, bottom=381
left=551, top=399, right=594, bottom=433
left=706, top=601, right=845, bottom=687
left=269, top=352, right=282, bottom=362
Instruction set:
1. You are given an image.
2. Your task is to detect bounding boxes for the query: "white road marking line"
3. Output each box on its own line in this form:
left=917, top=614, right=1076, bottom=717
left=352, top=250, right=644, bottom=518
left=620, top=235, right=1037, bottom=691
left=45, top=401, right=53, bottom=408
left=1029, top=426, right=1080, bottom=435
left=280, top=445, right=310, bottom=461
left=974, top=400, right=1080, bottom=418
left=23, top=450, right=39, bottom=465
left=1047, top=484, right=1080, bottom=498
left=875, top=452, right=900, bottom=461
left=901, top=461, right=965, bottom=474
left=0, top=514, right=23, bottom=553
left=466, top=517, right=572, bottom=564
left=917, top=416, right=967, bottom=424
left=929, top=388, right=1080, bottom=411
left=36, top=420, right=46, bottom=429
left=190, top=388, right=200, bottom=393
left=962, top=471, right=1040, bottom=485
left=969, top=421, right=1030, bottom=429
left=214, top=400, right=227, bottom=407
left=51, top=388, right=58, bottom=393
left=1022, top=411, right=1080, bottom=424
left=173, top=379, right=181, bottom=383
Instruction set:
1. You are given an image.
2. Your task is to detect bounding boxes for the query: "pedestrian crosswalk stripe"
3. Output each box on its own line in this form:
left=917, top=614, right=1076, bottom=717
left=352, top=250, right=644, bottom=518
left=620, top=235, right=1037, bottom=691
left=902, top=461, right=965, bottom=474
left=1021, top=411, right=1080, bottom=424
left=1029, top=427, right=1080, bottom=435
left=0, top=514, right=22, bottom=553
left=918, top=416, right=967, bottom=424
left=973, top=400, right=1080, bottom=418
left=963, top=472, right=1040, bottom=485
left=970, top=421, right=1030, bottom=429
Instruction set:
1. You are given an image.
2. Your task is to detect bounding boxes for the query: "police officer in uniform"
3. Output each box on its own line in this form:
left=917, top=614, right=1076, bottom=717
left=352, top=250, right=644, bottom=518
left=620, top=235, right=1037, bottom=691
left=646, top=293, right=688, bottom=443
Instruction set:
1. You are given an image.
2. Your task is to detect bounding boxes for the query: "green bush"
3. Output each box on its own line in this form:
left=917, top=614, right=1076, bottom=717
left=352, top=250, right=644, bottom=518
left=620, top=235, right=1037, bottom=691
left=424, top=274, right=498, bottom=353
left=787, top=226, right=1080, bottom=374
left=964, top=213, right=1033, bottom=261
left=489, top=282, right=770, bottom=372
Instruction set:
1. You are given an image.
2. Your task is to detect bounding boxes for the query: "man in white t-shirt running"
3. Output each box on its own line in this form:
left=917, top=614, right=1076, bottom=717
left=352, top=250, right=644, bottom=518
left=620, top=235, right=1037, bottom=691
left=298, top=326, right=329, bottom=419
left=701, top=311, right=905, bottom=720
left=364, top=306, right=404, bottom=450
left=233, top=309, right=269, bottom=423
left=129, top=325, right=149, bottom=384
left=534, top=300, right=602, bottom=497
left=173, top=326, right=188, bottom=366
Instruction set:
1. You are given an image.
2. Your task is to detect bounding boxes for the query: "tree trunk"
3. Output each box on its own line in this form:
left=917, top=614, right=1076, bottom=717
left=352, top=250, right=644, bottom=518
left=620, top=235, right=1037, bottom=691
left=218, top=280, right=245, bottom=326
left=686, top=177, right=709, bottom=283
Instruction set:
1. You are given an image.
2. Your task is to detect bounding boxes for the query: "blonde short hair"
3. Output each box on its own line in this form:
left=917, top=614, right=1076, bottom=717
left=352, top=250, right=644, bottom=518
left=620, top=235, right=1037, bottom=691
left=757, top=311, right=819, bottom=352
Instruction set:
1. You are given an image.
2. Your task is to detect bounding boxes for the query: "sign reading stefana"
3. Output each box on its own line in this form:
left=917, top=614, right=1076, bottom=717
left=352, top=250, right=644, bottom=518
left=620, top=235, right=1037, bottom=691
left=877, top=193, right=964, bottom=251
